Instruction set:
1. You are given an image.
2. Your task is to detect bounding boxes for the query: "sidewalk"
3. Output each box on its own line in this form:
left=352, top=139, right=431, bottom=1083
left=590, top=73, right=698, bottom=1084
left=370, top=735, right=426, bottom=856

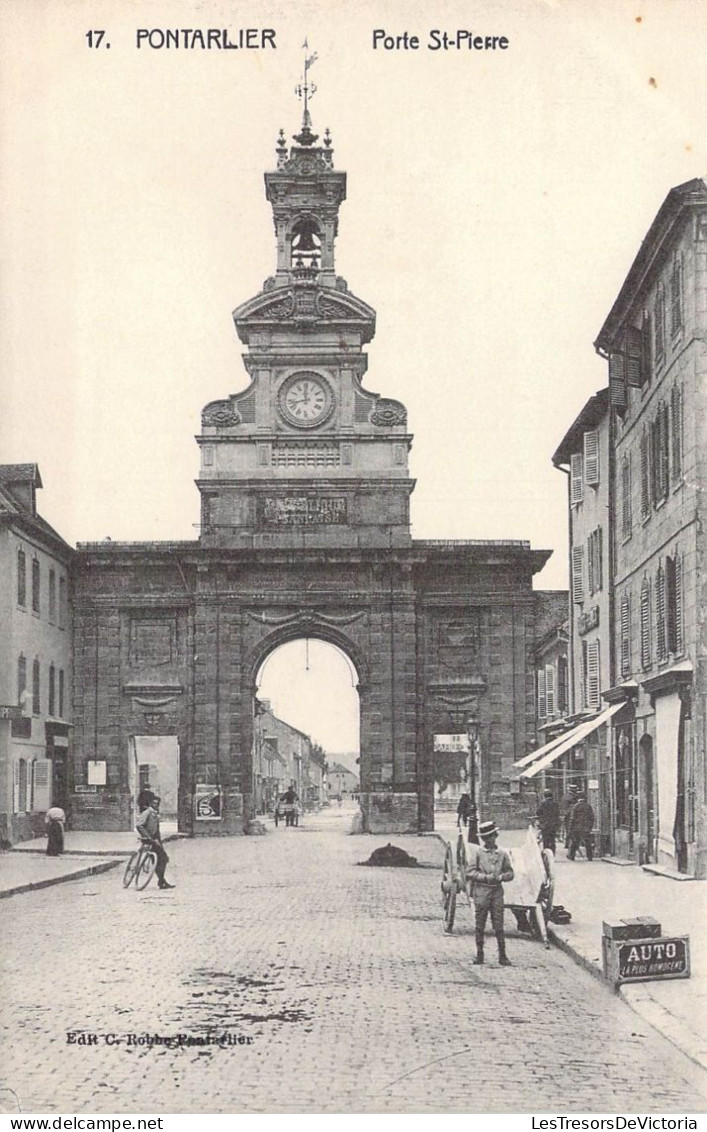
left=1, top=823, right=182, bottom=899
left=548, top=849, right=707, bottom=1073
left=433, top=811, right=706, bottom=1075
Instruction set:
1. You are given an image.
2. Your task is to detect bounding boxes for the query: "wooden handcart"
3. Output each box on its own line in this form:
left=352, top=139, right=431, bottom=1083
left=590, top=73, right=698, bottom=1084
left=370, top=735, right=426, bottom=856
left=440, top=825, right=556, bottom=947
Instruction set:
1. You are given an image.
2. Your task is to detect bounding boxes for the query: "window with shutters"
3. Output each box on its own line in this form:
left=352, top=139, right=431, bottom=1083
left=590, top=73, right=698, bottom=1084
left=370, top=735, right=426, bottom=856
left=31, top=558, right=40, bottom=614
left=17, top=548, right=26, bottom=606
left=59, top=576, right=67, bottom=629
left=584, top=431, right=600, bottom=485
left=17, top=654, right=27, bottom=705
left=570, top=452, right=584, bottom=505
left=666, top=553, right=683, bottom=656
left=625, top=325, right=643, bottom=387
left=641, top=310, right=653, bottom=385
left=651, top=403, right=669, bottom=507
left=557, top=655, right=569, bottom=715
left=537, top=669, right=546, bottom=719
left=586, top=640, right=601, bottom=710
left=545, top=664, right=556, bottom=717
left=620, top=592, right=631, bottom=678
left=16, top=759, right=28, bottom=814
left=59, top=669, right=65, bottom=718
left=621, top=454, right=632, bottom=540
left=587, top=527, right=603, bottom=595
left=656, top=563, right=667, bottom=663
left=655, top=283, right=665, bottom=360
left=32, top=659, right=41, bottom=716
left=48, top=569, right=56, bottom=623
left=640, top=427, right=651, bottom=520
left=671, top=386, right=682, bottom=484
left=640, top=578, right=651, bottom=670
left=670, top=254, right=683, bottom=337
left=49, top=664, right=56, bottom=717
left=609, top=352, right=627, bottom=413
left=572, top=545, right=584, bottom=605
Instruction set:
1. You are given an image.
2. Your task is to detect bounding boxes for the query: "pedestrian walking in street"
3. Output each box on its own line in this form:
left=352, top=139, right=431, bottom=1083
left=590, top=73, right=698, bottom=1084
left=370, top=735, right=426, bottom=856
left=137, top=785, right=158, bottom=811
left=135, top=795, right=174, bottom=889
left=466, top=820, right=514, bottom=966
left=562, top=783, right=580, bottom=845
left=456, top=792, right=472, bottom=831
left=536, top=789, right=560, bottom=853
left=566, top=793, right=595, bottom=861
left=45, top=805, right=66, bottom=856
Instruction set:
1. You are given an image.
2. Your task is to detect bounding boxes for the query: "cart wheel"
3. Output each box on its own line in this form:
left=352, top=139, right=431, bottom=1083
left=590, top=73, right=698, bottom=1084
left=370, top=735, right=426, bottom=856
left=455, top=831, right=469, bottom=876
left=539, top=848, right=555, bottom=920
left=441, top=844, right=457, bottom=933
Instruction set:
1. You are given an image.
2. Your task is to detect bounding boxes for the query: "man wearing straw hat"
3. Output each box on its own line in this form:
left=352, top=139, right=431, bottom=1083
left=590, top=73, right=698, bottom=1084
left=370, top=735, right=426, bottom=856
left=466, top=820, right=514, bottom=966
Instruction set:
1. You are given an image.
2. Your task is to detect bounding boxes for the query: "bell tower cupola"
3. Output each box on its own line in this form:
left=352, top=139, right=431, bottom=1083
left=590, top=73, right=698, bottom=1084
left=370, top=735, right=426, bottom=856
left=266, top=49, right=346, bottom=289
left=197, top=53, right=414, bottom=551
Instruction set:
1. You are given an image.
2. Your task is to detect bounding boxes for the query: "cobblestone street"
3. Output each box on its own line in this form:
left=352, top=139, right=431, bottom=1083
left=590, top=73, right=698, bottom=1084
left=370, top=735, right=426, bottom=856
left=1, top=808, right=705, bottom=1114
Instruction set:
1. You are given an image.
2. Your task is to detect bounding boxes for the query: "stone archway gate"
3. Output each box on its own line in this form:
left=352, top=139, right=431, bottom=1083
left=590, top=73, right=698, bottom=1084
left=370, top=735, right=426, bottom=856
left=71, top=538, right=548, bottom=835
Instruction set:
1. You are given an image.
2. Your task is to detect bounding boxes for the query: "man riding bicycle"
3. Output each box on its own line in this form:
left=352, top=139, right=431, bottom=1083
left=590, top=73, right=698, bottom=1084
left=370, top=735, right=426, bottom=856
left=135, top=795, right=174, bottom=889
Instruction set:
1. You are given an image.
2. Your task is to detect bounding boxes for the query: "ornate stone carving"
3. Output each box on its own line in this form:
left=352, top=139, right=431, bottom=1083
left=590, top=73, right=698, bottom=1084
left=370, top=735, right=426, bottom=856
left=246, top=608, right=366, bottom=627
left=316, top=294, right=355, bottom=319
left=261, top=293, right=295, bottom=318
left=201, top=401, right=241, bottom=428
left=371, top=399, right=407, bottom=427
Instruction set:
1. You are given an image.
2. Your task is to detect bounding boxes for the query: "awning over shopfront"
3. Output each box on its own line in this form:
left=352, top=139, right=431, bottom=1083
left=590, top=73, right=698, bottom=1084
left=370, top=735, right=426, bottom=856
left=517, top=702, right=624, bottom=779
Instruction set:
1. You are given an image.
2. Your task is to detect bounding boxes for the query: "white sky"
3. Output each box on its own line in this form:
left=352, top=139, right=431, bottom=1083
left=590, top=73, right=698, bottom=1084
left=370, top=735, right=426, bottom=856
left=1, top=2, right=706, bottom=614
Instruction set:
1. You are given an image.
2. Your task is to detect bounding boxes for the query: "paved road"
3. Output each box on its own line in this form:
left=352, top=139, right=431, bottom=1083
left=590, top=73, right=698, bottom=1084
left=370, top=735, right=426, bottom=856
left=1, top=808, right=705, bottom=1114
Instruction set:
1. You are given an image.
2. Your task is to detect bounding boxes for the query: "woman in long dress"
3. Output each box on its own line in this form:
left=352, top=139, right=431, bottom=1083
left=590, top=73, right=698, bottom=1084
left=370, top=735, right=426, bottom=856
left=45, top=806, right=66, bottom=856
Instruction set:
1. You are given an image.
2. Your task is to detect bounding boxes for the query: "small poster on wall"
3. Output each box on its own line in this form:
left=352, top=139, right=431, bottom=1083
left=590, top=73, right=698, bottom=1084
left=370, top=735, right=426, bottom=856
left=87, top=760, right=107, bottom=786
left=195, top=784, right=222, bottom=821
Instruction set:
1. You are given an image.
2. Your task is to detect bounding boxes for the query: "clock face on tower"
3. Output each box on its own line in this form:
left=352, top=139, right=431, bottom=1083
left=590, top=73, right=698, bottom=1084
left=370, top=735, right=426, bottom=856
left=278, top=372, right=334, bottom=428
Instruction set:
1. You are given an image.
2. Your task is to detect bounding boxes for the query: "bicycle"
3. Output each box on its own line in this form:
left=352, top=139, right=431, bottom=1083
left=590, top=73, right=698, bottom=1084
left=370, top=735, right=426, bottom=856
left=123, top=840, right=158, bottom=890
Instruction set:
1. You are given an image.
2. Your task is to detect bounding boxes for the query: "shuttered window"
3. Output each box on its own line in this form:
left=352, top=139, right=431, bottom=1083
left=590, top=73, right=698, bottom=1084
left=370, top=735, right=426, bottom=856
left=587, top=527, right=603, bottom=595
left=620, top=592, right=631, bottom=678
left=640, top=428, right=651, bottom=520
left=586, top=640, right=601, bottom=709
left=625, top=325, right=643, bottom=387
left=59, top=669, right=65, bottom=718
left=537, top=669, right=546, bottom=719
left=570, top=452, right=584, bottom=505
left=48, top=569, right=56, bottom=623
left=49, top=664, right=56, bottom=717
left=609, top=352, right=627, bottom=411
left=651, top=403, right=670, bottom=506
left=572, top=545, right=585, bottom=604
left=656, top=563, right=667, bottom=662
left=640, top=579, right=651, bottom=670
left=655, top=284, right=665, bottom=359
left=666, top=554, right=683, bottom=655
left=584, top=430, right=600, bottom=485
left=641, top=311, right=653, bottom=384
left=32, top=659, right=41, bottom=716
left=621, top=454, right=632, bottom=540
left=557, top=655, right=568, bottom=715
left=31, top=559, right=40, bottom=614
left=17, top=549, right=26, bottom=606
left=670, top=255, right=683, bottom=336
left=17, top=654, right=27, bottom=705
left=671, top=386, right=682, bottom=483
left=545, top=664, right=556, bottom=717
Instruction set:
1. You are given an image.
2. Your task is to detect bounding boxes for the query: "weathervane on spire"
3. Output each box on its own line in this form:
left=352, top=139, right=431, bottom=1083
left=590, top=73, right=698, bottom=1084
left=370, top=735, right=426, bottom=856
left=294, top=39, right=318, bottom=146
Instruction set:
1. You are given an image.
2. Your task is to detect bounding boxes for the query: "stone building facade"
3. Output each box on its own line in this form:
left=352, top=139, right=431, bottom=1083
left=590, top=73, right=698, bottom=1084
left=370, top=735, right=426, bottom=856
left=0, top=466, right=73, bottom=843
left=70, top=108, right=551, bottom=836
left=528, top=179, right=707, bottom=875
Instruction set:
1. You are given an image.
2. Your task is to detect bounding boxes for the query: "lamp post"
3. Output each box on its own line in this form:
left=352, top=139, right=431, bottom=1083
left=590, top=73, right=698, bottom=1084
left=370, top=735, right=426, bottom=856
left=466, top=714, right=480, bottom=844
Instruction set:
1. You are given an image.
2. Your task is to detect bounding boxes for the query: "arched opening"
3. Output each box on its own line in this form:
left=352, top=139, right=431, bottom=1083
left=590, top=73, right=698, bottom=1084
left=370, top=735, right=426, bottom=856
left=253, top=638, right=360, bottom=817
left=290, top=217, right=321, bottom=272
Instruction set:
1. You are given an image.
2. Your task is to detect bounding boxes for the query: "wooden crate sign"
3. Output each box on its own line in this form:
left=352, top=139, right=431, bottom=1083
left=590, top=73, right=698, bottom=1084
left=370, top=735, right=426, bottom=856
left=605, top=935, right=690, bottom=986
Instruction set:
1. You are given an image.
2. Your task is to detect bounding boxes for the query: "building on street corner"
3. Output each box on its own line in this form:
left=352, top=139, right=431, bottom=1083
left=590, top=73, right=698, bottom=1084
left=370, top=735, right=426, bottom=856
left=522, top=178, right=707, bottom=877
left=0, top=465, right=73, bottom=843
